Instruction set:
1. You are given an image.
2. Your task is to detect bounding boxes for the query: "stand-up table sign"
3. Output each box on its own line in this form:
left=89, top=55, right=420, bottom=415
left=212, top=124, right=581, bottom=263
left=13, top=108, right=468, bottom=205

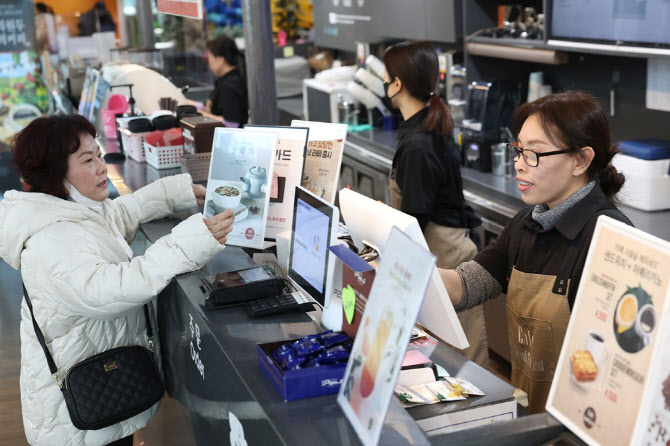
left=547, top=216, right=670, bottom=446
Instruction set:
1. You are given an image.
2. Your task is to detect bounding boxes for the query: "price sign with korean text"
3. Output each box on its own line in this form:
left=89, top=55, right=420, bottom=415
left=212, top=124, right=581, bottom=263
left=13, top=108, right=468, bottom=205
left=547, top=216, right=670, bottom=446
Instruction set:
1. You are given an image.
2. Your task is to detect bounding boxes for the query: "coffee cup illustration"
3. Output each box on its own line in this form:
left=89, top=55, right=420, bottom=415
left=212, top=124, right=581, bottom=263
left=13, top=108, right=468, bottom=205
left=585, top=331, right=609, bottom=365
left=615, top=293, right=638, bottom=334
left=635, top=304, right=656, bottom=347
left=213, top=185, right=242, bottom=210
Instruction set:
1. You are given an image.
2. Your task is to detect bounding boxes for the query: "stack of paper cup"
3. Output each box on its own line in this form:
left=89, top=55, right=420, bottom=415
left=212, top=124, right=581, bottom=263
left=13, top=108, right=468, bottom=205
left=365, top=54, right=386, bottom=80
left=355, top=68, right=385, bottom=98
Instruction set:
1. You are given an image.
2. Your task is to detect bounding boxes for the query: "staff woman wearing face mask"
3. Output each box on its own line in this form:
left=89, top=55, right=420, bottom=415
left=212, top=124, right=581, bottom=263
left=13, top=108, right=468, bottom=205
left=382, top=41, right=488, bottom=368
left=0, top=114, right=234, bottom=445
left=440, top=91, right=633, bottom=414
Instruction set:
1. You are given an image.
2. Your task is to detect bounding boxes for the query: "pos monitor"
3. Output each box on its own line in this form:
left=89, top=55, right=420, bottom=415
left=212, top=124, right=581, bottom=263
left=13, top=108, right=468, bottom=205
left=287, top=186, right=339, bottom=311
left=338, top=188, right=469, bottom=349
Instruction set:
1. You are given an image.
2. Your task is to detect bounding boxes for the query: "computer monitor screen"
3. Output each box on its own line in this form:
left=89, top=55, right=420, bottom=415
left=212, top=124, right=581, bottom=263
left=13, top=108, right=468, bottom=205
left=338, top=188, right=469, bottom=349
left=288, top=186, right=339, bottom=308
left=550, top=0, right=670, bottom=47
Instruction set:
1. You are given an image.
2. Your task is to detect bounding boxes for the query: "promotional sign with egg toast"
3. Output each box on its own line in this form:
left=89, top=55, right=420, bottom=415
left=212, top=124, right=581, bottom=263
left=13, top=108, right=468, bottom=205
left=290, top=120, right=347, bottom=204
left=337, top=227, right=435, bottom=446
left=245, top=125, right=309, bottom=241
left=204, top=128, right=277, bottom=249
left=547, top=216, right=670, bottom=446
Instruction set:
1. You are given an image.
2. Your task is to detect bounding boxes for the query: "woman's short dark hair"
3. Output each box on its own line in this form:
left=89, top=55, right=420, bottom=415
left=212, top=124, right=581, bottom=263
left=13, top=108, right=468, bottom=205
left=383, top=40, right=453, bottom=140
left=512, top=90, right=625, bottom=201
left=12, top=114, right=96, bottom=199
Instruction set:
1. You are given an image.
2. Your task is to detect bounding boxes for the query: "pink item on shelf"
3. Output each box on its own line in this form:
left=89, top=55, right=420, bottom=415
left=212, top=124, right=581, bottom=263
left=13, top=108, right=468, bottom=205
left=102, top=94, right=130, bottom=139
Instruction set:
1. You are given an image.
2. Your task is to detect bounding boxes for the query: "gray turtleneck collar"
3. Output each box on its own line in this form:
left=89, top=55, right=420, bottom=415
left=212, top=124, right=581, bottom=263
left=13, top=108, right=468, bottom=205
left=532, top=180, right=596, bottom=230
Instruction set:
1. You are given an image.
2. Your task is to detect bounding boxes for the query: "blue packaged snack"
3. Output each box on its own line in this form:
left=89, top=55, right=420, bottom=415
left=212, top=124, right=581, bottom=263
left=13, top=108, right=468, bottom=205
left=305, top=357, right=322, bottom=368
left=322, top=345, right=350, bottom=362
left=320, top=332, right=349, bottom=348
left=305, top=345, right=350, bottom=366
left=279, top=352, right=305, bottom=371
left=272, top=342, right=297, bottom=364
left=295, top=336, right=324, bottom=357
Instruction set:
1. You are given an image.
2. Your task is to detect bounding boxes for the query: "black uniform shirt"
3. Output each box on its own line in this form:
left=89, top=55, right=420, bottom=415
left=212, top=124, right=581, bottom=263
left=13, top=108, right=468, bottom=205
left=474, top=184, right=633, bottom=309
left=208, top=68, right=248, bottom=126
left=392, top=107, right=475, bottom=230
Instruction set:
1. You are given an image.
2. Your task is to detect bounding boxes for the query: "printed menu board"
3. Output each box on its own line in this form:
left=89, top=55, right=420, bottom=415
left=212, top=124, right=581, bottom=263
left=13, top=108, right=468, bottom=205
left=291, top=120, right=347, bottom=204
left=0, top=1, right=34, bottom=52
left=244, top=125, right=308, bottom=241
left=204, top=128, right=277, bottom=249
left=547, top=216, right=670, bottom=446
left=338, top=227, right=436, bottom=446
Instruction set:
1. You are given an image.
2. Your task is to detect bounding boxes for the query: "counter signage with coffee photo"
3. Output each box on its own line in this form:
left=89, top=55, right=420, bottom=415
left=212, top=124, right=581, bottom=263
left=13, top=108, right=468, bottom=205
left=245, top=125, right=308, bottom=240
left=547, top=216, right=670, bottom=446
left=291, top=120, right=348, bottom=205
left=204, top=128, right=277, bottom=249
left=302, top=139, right=344, bottom=204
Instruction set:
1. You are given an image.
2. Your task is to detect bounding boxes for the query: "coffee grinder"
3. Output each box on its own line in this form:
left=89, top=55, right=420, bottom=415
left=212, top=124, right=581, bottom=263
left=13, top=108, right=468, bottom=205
left=461, top=80, right=522, bottom=172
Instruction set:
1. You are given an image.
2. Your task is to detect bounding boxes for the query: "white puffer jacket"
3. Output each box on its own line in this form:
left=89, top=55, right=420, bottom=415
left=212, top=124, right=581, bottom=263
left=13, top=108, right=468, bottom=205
left=0, top=174, right=224, bottom=445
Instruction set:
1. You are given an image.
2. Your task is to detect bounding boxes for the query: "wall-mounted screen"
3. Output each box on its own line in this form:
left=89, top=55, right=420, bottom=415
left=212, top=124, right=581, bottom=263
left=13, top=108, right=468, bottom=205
left=550, top=0, right=670, bottom=48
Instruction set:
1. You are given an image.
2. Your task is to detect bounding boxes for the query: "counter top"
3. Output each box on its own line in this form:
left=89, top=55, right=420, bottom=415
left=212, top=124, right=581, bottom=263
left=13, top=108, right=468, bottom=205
left=140, top=218, right=517, bottom=445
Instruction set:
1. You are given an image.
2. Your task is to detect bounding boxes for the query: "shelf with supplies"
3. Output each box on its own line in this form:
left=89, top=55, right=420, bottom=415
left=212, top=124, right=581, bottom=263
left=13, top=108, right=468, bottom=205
left=466, top=32, right=568, bottom=65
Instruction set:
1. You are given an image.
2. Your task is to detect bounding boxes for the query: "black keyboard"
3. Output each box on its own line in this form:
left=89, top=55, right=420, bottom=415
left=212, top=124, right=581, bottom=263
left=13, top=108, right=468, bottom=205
left=246, top=292, right=311, bottom=318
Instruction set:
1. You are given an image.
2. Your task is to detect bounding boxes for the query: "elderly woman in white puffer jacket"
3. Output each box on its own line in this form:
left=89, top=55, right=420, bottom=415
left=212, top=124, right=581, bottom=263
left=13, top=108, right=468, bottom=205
left=0, top=114, right=234, bottom=446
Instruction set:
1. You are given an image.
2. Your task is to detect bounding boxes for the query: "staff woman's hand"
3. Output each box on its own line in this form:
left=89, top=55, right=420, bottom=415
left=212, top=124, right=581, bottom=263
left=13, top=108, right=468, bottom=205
left=204, top=209, right=234, bottom=245
left=192, top=184, right=207, bottom=207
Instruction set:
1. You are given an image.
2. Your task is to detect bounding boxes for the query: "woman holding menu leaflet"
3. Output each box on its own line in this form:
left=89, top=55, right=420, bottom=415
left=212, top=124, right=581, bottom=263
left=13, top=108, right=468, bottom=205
left=439, top=91, right=633, bottom=413
left=381, top=41, right=488, bottom=368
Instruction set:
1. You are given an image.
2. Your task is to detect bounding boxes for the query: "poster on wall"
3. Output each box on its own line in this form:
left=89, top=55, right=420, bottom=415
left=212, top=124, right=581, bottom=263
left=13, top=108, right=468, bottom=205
left=0, top=0, right=35, bottom=52
left=204, top=128, right=277, bottom=249
left=338, top=227, right=435, bottom=446
left=245, top=125, right=309, bottom=241
left=157, top=0, right=203, bottom=19
left=0, top=51, right=47, bottom=151
left=291, top=120, right=347, bottom=204
left=547, top=216, right=670, bottom=446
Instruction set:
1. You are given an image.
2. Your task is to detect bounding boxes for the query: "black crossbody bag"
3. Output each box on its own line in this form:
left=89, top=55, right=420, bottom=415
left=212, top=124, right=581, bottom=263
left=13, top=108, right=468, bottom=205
left=23, top=283, right=165, bottom=430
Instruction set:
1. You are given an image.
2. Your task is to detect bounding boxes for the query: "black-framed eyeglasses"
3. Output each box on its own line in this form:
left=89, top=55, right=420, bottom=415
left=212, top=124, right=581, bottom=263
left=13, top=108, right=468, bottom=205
left=505, top=143, right=569, bottom=167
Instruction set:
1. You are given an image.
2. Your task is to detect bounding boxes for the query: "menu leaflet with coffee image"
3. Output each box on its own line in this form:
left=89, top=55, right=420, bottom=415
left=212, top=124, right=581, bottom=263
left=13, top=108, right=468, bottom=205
left=244, top=125, right=309, bottom=240
left=204, top=128, right=277, bottom=249
left=547, top=216, right=670, bottom=446
left=291, top=120, right=347, bottom=204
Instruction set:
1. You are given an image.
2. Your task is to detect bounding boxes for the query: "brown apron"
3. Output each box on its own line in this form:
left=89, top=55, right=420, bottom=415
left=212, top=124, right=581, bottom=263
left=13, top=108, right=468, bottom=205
left=389, top=171, right=489, bottom=369
left=506, top=237, right=576, bottom=414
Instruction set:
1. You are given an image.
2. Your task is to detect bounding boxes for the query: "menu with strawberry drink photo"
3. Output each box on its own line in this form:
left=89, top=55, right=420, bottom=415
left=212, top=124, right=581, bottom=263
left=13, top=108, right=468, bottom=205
left=337, top=227, right=436, bottom=446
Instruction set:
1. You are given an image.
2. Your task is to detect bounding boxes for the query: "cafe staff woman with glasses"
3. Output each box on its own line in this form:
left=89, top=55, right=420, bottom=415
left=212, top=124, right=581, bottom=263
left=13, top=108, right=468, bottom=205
left=382, top=41, right=487, bottom=368
left=439, top=90, right=632, bottom=414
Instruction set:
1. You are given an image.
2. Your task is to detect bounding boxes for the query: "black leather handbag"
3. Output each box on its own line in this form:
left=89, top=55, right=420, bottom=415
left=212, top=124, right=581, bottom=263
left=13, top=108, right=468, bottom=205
left=23, top=284, right=165, bottom=430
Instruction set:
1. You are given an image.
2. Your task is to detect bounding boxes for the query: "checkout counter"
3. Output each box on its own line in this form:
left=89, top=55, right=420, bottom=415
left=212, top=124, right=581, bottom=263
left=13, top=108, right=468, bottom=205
left=105, top=154, right=580, bottom=445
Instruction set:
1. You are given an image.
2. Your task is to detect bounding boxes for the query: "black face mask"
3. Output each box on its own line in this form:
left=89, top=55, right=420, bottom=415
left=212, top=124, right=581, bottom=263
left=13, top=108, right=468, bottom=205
left=382, top=81, right=400, bottom=114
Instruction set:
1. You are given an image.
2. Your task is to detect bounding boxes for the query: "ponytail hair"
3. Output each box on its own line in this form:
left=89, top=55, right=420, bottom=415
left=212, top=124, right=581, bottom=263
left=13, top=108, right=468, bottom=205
left=424, top=94, right=454, bottom=140
left=512, top=90, right=625, bottom=201
left=383, top=41, right=453, bottom=140
left=597, top=143, right=626, bottom=199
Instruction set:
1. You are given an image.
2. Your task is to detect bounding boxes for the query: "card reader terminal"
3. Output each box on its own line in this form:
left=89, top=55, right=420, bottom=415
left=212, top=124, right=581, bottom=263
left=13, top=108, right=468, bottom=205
left=202, top=265, right=285, bottom=306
